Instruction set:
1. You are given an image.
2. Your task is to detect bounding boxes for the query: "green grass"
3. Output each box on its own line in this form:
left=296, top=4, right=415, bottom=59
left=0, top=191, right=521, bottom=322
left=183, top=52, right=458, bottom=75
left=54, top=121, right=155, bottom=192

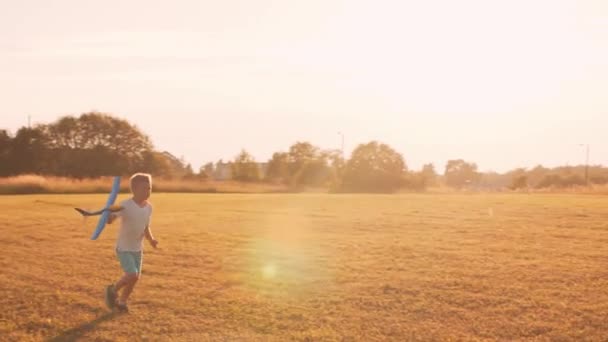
left=1, top=193, right=607, bottom=341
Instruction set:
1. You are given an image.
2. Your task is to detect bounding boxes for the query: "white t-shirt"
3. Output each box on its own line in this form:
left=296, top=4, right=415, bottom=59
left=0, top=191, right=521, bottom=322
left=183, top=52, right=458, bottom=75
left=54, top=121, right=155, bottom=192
left=115, top=198, right=153, bottom=252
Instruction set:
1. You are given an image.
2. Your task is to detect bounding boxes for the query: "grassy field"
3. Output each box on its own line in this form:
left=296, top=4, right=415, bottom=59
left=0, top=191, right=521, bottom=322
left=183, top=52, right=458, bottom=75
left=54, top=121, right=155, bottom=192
left=1, top=193, right=607, bottom=341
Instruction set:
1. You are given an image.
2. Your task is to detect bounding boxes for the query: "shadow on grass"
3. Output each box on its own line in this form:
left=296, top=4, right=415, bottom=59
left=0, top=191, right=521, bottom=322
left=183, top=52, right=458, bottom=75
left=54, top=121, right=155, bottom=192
left=46, top=311, right=119, bottom=342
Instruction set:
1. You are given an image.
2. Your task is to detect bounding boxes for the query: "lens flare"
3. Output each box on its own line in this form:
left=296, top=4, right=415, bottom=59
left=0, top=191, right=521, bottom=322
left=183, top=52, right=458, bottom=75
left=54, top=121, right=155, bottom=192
left=262, top=263, right=277, bottom=279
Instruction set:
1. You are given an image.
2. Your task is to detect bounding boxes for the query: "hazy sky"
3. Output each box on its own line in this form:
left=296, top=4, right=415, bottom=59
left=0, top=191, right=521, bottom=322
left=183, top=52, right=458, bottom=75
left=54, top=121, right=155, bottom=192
left=2, top=0, right=607, bottom=172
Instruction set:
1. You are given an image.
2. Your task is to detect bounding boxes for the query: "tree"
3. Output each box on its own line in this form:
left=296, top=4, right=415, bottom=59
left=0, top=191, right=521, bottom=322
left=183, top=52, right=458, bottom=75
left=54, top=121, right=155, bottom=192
left=141, top=151, right=174, bottom=178
left=444, top=159, right=480, bottom=188
left=284, top=142, right=335, bottom=187
left=536, top=174, right=563, bottom=188
left=341, top=141, right=407, bottom=192
left=265, top=152, right=289, bottom=183
left=202, top=162, right=214, bottom=178
left=193, top=162, right=214, bottom=180
left=527, top=165, right=549, bottom=188
left=420, top=163, right=437, bottom=187
left=10, top=126, right=49, bottom=175
left=324, top=149, right=345, bottom=171
left=322, top=149, right=345, bottom=189
left=503, top=168, right=527, bottom=190
left=400, top=164, right=437, bottom=192
left=294, top=154, right=331, bottom=187
left=510, top=175, right=528, bottom=190
left=43, top=112, right=154, bottom=176
left=288, top=142, right=318, bottom=176
left=183, top=163, right=194, bottom=177
left=0, top=130, right=12, bottom=176
left=158, top=152, right=194, bottom=179
left=231, top=150, right=260, bottom=182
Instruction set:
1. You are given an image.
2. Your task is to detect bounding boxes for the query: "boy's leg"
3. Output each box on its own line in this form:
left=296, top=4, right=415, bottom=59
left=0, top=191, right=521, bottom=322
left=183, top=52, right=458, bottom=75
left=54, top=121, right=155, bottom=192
left=115, top=273, right=132, bottom=292
left=118, top=273, right=139, bottom=303
left=111, top=251, right=140, bottom=310
left=114, top=251, right=134, bottom=293
left=116, top=251, right=142, bottom=307
left=107, top=251, right=131, bottom=309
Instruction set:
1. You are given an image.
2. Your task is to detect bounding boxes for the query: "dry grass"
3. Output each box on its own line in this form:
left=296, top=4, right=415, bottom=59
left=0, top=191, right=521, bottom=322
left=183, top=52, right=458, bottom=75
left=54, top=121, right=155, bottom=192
left=0, top=175, right=287, bottom=194
left=536, top=184, right=608, bottom=195
left=1, top=193, right=608, bottom=341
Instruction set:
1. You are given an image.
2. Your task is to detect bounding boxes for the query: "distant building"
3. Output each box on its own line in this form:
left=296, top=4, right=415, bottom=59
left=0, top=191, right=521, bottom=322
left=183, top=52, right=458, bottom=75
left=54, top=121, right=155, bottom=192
left=257, top=162, right=268, bottom=179
left=214, top=161, right=232, bottom=180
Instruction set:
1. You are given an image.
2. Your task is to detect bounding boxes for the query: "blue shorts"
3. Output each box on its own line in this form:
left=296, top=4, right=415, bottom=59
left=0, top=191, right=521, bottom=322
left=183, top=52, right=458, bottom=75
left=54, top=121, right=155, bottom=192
left=116, top=250, right=143, bottom=274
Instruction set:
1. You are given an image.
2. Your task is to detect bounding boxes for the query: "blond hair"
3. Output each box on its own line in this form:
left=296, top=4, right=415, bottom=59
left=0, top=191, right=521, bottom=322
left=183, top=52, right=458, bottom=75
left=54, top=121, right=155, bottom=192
left=130, top=173, right=152, bottom=192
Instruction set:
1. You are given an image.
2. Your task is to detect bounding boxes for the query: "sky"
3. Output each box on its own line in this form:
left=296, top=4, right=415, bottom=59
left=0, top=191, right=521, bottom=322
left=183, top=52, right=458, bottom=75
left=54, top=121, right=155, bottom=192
left=1, top=0, right=607, bottom=173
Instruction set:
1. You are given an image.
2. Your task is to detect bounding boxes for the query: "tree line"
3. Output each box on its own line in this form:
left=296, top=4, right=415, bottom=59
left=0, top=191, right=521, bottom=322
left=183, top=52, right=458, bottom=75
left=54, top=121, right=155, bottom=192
left=0, top=113, right=192, bottom=179
left=1, top=112, right=606, bottom=192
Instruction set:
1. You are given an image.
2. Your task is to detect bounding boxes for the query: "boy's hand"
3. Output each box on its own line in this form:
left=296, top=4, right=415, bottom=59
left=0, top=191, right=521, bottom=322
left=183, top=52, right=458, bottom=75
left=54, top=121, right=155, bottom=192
left=150, top=238, right=159, bottom=249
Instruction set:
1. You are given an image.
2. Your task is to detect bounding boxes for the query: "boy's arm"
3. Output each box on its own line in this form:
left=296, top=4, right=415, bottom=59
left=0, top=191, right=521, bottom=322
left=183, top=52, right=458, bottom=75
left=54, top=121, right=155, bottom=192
left=107, top=202, right=124, bottom=224
left=108, top=213, right=118, bottom=224
left=145, top=225, right=158, bottom=248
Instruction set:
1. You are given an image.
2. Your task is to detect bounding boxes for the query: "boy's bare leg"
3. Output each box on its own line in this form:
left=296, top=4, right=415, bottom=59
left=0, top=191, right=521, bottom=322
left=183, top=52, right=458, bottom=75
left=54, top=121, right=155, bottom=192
left=118, top=273, right=139, bottom=304
left=114, top=273, right=133, bottom=292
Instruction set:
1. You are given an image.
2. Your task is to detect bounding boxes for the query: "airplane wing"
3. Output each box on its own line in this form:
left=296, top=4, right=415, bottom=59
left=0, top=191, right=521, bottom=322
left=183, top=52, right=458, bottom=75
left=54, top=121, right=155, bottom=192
left=90, top=176, right=121, bottom=240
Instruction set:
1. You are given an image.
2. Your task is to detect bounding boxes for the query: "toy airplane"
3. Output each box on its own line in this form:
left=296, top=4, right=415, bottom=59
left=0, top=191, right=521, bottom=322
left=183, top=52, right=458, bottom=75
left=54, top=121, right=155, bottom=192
left=74, top=176, right=122, bottom=240
left=74, top=205, right=123, bottom=217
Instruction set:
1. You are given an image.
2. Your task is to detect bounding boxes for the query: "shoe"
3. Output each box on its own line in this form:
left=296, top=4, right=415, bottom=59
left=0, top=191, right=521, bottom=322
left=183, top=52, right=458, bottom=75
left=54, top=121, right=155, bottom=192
left=116, top=301, right=129, bottom=313
left=104, top=284, right=117, bottom=310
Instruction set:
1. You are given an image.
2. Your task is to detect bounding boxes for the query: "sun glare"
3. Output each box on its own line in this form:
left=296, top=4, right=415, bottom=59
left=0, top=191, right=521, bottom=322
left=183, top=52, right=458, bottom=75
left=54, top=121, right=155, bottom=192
left=262, top=263, right=277, bottom=279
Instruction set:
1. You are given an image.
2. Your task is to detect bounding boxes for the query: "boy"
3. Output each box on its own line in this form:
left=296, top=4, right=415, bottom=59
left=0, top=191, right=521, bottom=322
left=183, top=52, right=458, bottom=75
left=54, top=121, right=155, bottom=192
left=104, top=173, right=158, bottom=312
